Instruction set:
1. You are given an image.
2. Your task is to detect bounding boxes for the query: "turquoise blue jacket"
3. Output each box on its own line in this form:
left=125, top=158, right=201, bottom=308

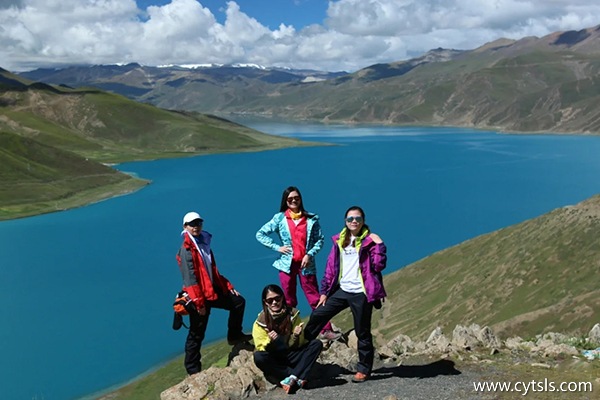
left=256, top=212, right=325, bottom=275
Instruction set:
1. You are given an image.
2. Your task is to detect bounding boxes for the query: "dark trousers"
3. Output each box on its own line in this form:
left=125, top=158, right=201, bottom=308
left=304, top=289, right=374, bottom=374
left=184, top=292, right=246, bottom=374
left=253, top=339, right=323, bottom=381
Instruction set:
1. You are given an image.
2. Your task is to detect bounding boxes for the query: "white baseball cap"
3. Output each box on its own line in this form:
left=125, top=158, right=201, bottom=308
left=183, top=211, right=203, bottom=225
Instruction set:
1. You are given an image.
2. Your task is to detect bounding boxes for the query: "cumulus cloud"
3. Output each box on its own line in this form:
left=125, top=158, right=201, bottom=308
left=0, top=0, right=597, bottom=72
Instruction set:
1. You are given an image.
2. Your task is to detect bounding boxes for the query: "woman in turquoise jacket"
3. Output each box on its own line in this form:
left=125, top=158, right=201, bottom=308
left=256, top=186, right=338, bottom=339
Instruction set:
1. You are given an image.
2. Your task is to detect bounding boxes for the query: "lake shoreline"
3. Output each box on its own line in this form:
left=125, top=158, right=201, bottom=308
left=0, top=140, right=329, bottom=222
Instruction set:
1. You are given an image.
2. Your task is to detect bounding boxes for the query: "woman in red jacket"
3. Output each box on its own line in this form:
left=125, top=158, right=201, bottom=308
left=176, top=211, right=252, bottom=375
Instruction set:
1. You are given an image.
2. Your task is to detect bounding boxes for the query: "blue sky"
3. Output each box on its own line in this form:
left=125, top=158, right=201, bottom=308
left=1, top=0, right=598, bottom=72
left=135, top=0, right=328, bottom=29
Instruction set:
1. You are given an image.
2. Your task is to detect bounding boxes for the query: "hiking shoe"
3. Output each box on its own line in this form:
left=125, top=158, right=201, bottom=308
left=351, top=372, right=369, bottom=383
left=227, top=333, right=252, bottom=345
left=280, top=375, right=298, bottom=394
left=296, top=379, right=307, bottom=389
left=318, top=330, right=342, bottom=341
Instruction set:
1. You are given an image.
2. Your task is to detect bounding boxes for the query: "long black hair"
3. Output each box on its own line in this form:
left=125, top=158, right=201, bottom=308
left=342, top=206, right=370, bottom=248
left=279, top=186, right=307, bottom=214
left=261, top=284, right=292, bottom=335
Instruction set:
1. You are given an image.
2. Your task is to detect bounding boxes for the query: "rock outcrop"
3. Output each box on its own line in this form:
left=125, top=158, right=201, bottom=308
left=161, top=323, right=599, bottom=399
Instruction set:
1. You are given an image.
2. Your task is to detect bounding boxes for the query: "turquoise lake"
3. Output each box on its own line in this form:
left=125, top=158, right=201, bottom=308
left=1, top=123, right=599, bottom=399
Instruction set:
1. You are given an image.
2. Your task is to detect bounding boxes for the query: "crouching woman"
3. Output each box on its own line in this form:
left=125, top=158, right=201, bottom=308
left=252, top=284, right=323, bottom=394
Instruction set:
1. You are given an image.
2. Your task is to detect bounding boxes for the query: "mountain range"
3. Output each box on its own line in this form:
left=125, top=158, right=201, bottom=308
left=18, top=24, right=600, bottom=134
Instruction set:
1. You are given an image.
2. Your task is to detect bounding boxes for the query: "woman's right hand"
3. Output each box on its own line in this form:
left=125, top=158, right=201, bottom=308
left=267, top=330, right=279, bottom=341
left=278, top=245, right=292, bottom=254
left=317, top=295, right=327, bottom=307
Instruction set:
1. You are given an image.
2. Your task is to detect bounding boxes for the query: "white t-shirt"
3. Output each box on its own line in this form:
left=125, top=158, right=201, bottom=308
left=339, top=238, right=363, bottom=293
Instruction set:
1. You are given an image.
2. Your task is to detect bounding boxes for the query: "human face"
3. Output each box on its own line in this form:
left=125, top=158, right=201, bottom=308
left=184, top=219, right=203, bottom=236
left=264, top=290, right=283, bottom=312
left=345, top=210, right=364, bottom=235
left=286, top=191, right=301, bottom=212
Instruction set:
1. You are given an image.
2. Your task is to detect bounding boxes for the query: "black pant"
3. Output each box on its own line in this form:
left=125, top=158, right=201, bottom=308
left=184, top=291, right=246, bottom=374
left=253, top=339, right=323, bottom=381
left=304, top=289, right=374, bottom=374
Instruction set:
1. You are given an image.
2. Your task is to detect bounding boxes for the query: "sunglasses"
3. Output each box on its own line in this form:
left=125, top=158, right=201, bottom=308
left=264, top=295, right=282, bottom=305
left=345, top=216, right=363, bottom=223
left=187, top=219, right=203, bottom=227
left=287, top=196, right=301, bottom=203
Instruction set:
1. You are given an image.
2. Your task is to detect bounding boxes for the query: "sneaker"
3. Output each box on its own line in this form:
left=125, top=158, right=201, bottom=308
left=227, top=333, right=252, bottom=345
left=351, top=372, right=369, bottom=383
left=318, top=330, right=342, bottom=341
left=280, top=375, right=298, bottom=394
left=296, top=379, right=307, bottom=389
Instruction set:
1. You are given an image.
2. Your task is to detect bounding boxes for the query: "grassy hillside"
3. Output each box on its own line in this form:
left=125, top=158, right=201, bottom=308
left=0, top=70, right=318, bottom=220
left=102, top=194, right=600, bottom=399
left=0, top=131, right=148, bottom=220
left=0, top=84, right=313, bottom=163
left=372, top=194, right=600, bottom=342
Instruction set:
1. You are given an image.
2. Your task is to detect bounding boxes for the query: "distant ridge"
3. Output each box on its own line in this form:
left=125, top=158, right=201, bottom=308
left=17, top=25, right=600, bottom=134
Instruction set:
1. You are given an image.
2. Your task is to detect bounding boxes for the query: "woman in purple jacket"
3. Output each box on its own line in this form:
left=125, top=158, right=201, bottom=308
left=304, top=206, right=387, bottom=383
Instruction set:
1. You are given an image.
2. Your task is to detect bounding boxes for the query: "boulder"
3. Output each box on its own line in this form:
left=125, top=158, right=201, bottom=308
left=426, top=327, right=451, bottom=353
left=588, top=323, right=600, bottom=345
left=160, top=350, right=263, bottom=400
left=384, top=333, right=415, bottom=356
left=477, top=326, right=501, bottom=349
left=452, top=325, right=480, bottom=350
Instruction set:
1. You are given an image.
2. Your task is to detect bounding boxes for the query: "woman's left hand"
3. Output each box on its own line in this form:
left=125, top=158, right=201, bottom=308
left=293, top=322, right=304, bottom=336
left=300, top=254, right=311, bottom=268
left=230, top=289, right=241, bottom=296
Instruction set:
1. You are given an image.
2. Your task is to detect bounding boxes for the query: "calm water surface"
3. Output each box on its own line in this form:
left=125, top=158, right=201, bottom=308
left=1, top=124, right=599, bottom=399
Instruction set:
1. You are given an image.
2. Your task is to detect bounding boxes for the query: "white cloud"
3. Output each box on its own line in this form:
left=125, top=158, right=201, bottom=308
left=0, top=0, right=598, bottom=72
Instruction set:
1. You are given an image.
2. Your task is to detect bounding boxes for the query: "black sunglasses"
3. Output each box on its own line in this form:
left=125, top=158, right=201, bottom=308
left=187, top=219, right=204, bottom=227
left=345, top=216, right=363, bottom=223
left=287, top=196, right=301, bottom=203
left=264, top=295, right=282, bottom=305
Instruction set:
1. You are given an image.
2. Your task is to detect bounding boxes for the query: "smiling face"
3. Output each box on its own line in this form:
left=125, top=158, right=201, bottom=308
left=286, top=191, right=302, bottom=212
left=345, top=209, right=364, bottom=236
left=184, top=218, right=203, bottom=237
left=264, top=290, right=284, bottom=313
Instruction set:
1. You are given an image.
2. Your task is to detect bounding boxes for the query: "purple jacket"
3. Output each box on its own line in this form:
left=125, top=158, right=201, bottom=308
left=320, top=233, right=387, bottom=303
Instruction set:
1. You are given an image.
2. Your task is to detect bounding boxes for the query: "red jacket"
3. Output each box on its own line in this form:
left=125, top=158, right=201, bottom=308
left=176, top=231, right=233, bottom=309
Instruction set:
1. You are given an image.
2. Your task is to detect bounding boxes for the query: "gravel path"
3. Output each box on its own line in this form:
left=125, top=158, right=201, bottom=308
left=253, top=357, right=490, bottom=400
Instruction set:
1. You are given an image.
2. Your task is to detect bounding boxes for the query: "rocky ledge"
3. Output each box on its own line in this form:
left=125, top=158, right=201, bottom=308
left=161, top=323, right=600, bottom=400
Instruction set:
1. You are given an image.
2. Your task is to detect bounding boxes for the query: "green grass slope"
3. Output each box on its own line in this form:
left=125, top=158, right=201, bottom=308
left=0, top=83, right=313, bottom=163
left=0, top=131, right=148, bottom=220
left=374, top=194, right=600, bottom=341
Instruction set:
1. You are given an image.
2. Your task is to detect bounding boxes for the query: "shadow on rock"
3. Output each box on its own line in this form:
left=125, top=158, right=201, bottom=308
left=371, top=359, right=461, bottom=380
left=227, top=342, right=255, bottom=366
left=304, top=362, right=352, bottom=390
